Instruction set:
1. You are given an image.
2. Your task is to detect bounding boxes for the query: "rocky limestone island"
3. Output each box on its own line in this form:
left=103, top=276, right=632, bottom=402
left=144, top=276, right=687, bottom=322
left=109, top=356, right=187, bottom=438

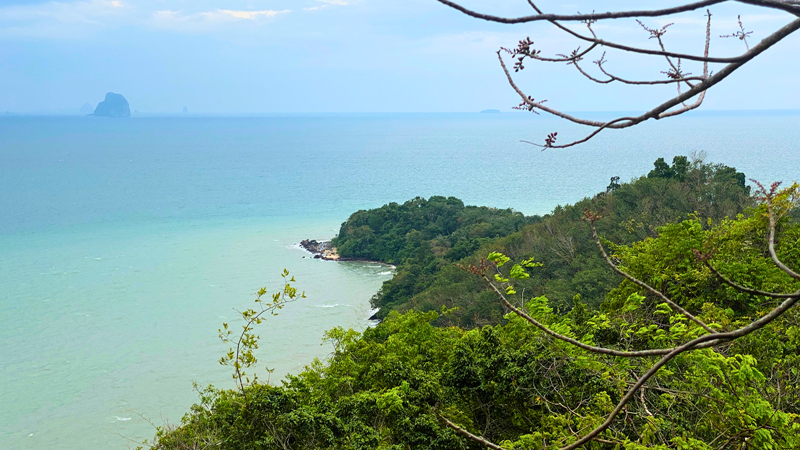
left=79, top=103, right=94, bottom=115
left=92, top=92, right=131, bottom=117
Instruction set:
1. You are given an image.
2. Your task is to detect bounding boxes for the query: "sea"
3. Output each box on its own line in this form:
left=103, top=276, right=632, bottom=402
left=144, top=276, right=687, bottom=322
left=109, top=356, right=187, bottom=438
left=0, top=112, right=798, bottom=449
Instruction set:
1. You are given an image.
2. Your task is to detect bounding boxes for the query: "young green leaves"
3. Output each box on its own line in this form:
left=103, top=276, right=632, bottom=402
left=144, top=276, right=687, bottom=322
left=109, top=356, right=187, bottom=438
left=488, top=252, right=543, bottom=296
left=218, top=269, right=305, bottom=397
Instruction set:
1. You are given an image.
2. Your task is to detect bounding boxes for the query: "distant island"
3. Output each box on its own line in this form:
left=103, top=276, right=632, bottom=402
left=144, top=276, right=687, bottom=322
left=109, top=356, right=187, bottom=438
left=79, top=103, right=94, bottom=115
left=480, top=109, right=500, bottom=113
left=92, top=93, right=130, bottom=117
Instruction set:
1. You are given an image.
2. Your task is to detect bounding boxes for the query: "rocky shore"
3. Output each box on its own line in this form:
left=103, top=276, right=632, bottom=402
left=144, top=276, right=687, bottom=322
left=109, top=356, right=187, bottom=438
left=299, top=240, right=396, bottom=268
left=299, top=239, right=341, bottom=260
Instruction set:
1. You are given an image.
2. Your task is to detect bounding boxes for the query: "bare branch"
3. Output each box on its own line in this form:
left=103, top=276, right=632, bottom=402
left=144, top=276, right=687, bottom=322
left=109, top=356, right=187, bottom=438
left=591, top=53, right=707, bottom=85
left=502, top=17, right=800, bottom=147
left=436, top=0, right=729, bottom=24
left=435, top=403, right=505, bottom=450
left=754, top=181, right=800, bottom=281
left=521, top=117, right=637, bottom=150
left=721, top=15, right=754, bottom=49
left=481, top=274, right=712, bottom=357
left=737, top=0, right=800, bottom=17
left=436, top=0, right=800, bottom=24
left=702, top=260, right=799, bottom=298
left=524, top=1, right=740, bottom=64
left=586, top=215, right=718, bottom=334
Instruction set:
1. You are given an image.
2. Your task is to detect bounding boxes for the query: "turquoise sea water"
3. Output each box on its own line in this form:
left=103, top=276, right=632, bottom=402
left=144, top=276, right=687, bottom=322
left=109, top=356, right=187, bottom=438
left=1, top=113, right=798, bottom=449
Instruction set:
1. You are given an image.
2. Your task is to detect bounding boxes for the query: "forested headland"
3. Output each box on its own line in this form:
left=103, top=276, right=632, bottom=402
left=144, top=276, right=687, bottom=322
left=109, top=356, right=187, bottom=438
left=146, top=157, right=800, bottom=449
left=335, top=156, right=754, bottom=327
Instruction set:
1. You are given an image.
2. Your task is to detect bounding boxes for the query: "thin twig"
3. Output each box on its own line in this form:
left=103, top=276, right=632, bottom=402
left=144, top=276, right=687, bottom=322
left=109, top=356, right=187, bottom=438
left=588, top=220, right=718, bottom=334
left=704, top=261, right=798, bottom=298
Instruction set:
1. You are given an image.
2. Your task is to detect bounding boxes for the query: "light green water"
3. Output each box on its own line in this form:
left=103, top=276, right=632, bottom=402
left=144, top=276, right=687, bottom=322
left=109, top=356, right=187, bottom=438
left=0, top=217, right=392, bottom=449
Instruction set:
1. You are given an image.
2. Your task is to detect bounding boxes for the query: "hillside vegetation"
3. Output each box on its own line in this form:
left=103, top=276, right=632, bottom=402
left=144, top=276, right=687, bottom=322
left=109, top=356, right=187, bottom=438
left=339, top=157, right=752, bottom=327
left=146, top=157, right=800, bottom=450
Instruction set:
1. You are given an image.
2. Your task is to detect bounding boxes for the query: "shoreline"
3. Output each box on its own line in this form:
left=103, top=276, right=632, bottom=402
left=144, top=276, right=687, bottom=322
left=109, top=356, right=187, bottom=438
left=299, top=239, right=395, bottom=268
left=299, top=239, right=392, bottom=322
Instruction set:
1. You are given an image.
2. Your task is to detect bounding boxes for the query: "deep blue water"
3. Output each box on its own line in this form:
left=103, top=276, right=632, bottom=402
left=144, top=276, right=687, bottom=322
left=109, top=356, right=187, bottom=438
left=0, top=113, right=798, bottom=449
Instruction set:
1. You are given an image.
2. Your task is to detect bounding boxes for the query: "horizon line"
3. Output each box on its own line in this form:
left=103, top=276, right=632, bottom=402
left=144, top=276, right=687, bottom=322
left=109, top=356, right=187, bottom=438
left=4, top=108, right=800, bottom=117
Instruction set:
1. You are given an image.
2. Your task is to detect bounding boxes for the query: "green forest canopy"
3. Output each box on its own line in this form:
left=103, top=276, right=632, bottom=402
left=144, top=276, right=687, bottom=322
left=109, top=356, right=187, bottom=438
left=146, top=157, right=800, bottom=450
left=335, top=157, right=753, bottom=327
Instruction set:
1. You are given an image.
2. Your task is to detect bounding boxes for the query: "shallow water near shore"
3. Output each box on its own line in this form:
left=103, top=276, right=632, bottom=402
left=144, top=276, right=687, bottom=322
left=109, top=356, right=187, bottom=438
left=1, top=112, right=798, bottom=449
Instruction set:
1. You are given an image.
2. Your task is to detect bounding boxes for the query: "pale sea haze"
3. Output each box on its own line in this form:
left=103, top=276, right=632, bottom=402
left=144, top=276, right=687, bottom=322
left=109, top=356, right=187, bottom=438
left=0, top=112, right=798, bottom=449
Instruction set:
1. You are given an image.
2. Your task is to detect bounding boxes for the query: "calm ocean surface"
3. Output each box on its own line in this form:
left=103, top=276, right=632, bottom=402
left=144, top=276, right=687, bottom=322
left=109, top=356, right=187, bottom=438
left=1, top=113, right=798, bottom=449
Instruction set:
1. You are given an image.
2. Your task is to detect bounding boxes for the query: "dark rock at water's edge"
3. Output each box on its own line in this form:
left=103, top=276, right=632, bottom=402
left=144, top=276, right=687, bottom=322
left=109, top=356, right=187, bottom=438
left=480, top=109, right=501, bottom=113
left=93, top=93, right=131, bottom=117
left=299, top=239, right=330, bottom=254
left=299, top=239, right=396, bottom=266
left=299, top=239, right=340, bottom=260
left=79, top=103, right=94, bottom=115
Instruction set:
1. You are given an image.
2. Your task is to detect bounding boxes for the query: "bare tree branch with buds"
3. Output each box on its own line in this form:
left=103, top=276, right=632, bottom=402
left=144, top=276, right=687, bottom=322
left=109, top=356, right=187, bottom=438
left=436, top=0, right=800, bottom=149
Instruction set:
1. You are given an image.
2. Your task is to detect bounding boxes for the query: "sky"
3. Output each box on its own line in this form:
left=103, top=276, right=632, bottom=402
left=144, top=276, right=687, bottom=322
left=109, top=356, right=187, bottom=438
left=1, top=0, right=798, bottom=113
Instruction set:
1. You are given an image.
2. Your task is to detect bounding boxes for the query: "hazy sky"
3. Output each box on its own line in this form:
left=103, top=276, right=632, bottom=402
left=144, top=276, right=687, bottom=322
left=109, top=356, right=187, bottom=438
left=1, top=0, right=798, bottom=113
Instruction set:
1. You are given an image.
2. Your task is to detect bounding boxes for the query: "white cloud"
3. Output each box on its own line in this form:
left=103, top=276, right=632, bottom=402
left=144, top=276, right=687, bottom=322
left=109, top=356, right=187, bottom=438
left=0, top=1, right=292, bottom=37
left=214, top=10, right=290, bottom=20
left=304, top=0, right=349, bottom=12
left=0, top=0, right=127, bottom=23
left=150, top=8, right=290, bottom=32
left=0, top=0, right=129, bottom=38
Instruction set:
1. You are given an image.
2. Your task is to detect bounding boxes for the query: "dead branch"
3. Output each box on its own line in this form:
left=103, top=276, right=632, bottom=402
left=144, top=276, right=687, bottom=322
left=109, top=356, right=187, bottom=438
left=439, top=0, right=800, bottom=148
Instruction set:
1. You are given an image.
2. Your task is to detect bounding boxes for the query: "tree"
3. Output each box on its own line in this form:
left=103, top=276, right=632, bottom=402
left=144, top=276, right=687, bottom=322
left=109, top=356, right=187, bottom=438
left=430, top=2, right=800, bottom=447
left=437, top=0, right=800, bottom=148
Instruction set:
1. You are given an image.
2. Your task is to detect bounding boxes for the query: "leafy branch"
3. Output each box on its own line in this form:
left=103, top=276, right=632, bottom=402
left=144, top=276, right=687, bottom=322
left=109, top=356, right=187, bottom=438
left=218, top=269, right=305, bottom=398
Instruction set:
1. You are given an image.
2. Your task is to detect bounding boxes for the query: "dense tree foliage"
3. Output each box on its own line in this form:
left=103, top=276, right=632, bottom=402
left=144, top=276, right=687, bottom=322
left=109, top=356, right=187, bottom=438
left=347, top=157, right=752, bottom=326
left=333, top=196, right=533, bottom=264
left=331, top=196, right=535, bottom=319
left=147, top=190, right=800, bottom=449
